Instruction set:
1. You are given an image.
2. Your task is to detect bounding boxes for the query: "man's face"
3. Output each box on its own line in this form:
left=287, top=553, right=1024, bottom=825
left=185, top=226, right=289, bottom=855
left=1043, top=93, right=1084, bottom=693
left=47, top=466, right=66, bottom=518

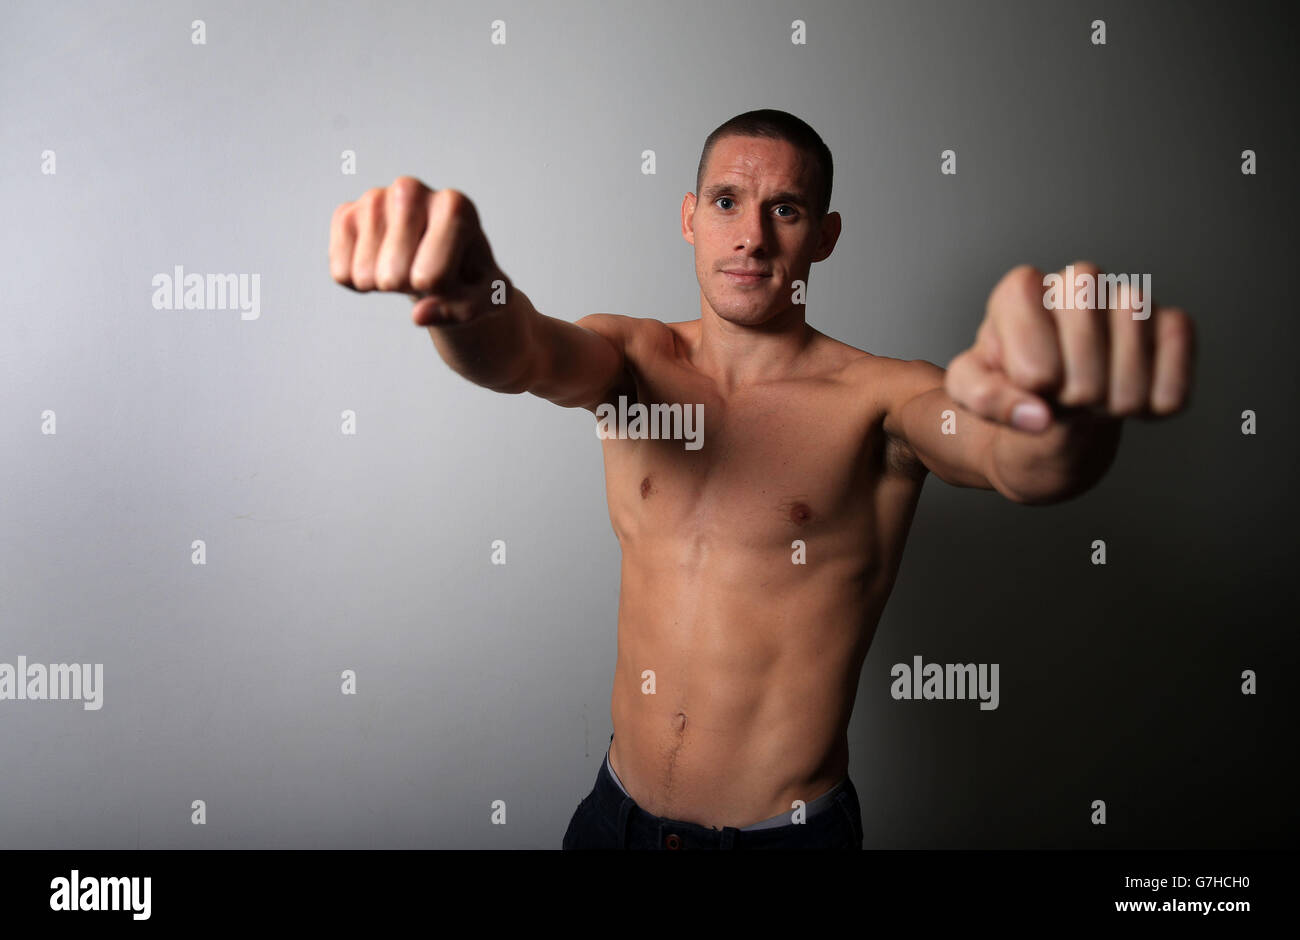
left=683, top=134, right=840, bottom=327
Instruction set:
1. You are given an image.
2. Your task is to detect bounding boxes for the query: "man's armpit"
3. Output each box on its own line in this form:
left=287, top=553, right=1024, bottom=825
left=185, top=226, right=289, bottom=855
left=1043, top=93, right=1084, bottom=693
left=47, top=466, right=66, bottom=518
left=879, top=357, right=949, bottom=480
left=884, top=431, right=929, bottom=480
left=600, top=359, right=639, bottom=410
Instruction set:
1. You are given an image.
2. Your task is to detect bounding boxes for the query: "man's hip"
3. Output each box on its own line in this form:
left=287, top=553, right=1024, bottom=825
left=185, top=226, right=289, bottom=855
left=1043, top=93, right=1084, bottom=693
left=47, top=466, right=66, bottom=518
left=562, top=736, right=863, bottom=849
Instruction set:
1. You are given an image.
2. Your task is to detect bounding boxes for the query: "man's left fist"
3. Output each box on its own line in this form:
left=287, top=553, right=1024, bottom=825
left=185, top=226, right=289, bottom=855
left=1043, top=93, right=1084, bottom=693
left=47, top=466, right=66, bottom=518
left=945, top=262, right=1196, bottom=432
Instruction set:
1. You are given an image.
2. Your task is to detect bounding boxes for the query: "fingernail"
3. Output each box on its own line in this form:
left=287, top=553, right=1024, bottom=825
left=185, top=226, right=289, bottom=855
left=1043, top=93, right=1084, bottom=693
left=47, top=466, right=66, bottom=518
left=1011, top=401, right=1049, bottom=431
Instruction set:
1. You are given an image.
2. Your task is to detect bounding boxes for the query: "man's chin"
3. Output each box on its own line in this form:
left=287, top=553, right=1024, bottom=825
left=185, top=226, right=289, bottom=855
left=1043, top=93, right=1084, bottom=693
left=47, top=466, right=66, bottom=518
left=711, top=303, right=784, bottom=327
left=715, top=308, right=767, bottom=325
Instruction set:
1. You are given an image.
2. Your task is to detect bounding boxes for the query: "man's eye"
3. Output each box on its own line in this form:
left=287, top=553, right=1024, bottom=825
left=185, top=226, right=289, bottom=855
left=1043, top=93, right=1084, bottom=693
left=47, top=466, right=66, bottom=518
left=715, top=197, right=733, bottom=210
left=775, top=205, right=796, bottom=218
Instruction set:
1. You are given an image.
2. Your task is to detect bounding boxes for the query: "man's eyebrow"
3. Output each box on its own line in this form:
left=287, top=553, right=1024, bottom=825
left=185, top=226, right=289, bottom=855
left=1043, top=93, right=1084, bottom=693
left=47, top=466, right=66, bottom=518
left=700, top=184, right=808, bottom=207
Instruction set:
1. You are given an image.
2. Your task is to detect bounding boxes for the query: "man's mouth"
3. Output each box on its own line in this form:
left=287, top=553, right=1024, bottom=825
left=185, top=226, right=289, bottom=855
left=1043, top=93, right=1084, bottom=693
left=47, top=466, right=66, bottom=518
left=722, top=269, right=772, bottom=283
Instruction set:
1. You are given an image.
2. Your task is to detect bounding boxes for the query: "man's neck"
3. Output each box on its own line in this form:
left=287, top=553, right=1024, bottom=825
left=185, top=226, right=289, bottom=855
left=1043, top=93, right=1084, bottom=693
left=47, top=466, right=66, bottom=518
left=692, top=304, right=816, bottom=393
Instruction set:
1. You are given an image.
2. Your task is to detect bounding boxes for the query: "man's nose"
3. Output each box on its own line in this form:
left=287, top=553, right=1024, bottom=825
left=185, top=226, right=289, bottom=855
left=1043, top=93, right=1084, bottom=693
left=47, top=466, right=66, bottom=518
left=735, top=209, right=769, bottom=251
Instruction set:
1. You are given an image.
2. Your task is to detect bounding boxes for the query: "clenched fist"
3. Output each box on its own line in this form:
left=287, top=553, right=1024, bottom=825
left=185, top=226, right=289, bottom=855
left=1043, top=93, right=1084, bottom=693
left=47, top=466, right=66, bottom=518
left=946, top=262, right=1196, bottom=432
left=330, top=176, right=508, bottom=326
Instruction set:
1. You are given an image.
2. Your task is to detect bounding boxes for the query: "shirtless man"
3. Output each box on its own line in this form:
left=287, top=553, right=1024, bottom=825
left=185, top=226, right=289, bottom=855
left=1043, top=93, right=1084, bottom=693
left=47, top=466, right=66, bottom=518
left=328, top=109, right=1195, bottom=849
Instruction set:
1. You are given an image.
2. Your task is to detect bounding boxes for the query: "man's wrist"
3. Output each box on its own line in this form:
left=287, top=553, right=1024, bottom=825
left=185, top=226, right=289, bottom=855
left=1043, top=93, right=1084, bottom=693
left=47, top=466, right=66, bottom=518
left=989, top=408, right=1123, bottom=505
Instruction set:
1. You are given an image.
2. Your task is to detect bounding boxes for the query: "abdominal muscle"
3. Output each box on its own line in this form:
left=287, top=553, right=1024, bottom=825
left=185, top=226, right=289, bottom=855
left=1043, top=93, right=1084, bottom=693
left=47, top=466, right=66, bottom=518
left=606, top=540, right=882, bottom=829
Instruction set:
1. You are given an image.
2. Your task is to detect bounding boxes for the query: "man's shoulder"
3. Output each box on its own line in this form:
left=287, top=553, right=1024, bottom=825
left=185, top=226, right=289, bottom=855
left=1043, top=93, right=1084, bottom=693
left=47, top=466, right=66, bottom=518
left=572, top=315, right=683, bottom=407
left=832, top=346, right=947, bottom=480
left=575, top=313, right=679, bottom=355
left=837, top=344, right=945, bottom=394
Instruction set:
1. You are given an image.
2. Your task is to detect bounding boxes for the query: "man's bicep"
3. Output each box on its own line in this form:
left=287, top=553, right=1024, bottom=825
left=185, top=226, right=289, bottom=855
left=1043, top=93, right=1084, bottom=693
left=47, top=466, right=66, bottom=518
left=885, top=360, right=999, bottom=491
left=523, top=312, right=631, bottom=411
left=573, top=313, right=643, bottom=412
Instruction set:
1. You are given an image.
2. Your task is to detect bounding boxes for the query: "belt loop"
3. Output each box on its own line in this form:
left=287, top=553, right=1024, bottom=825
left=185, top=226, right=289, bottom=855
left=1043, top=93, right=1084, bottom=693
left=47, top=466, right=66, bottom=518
left=616, top=796, right=635, bottom=849
left=720, top=826, right=737, bottom=850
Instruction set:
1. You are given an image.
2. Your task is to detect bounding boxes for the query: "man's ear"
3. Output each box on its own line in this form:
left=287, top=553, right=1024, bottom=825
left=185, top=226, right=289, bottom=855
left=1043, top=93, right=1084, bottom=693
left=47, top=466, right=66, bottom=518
left=810, top=210, right=842, bottom=263
left=681, top=192, right=697, bottom=245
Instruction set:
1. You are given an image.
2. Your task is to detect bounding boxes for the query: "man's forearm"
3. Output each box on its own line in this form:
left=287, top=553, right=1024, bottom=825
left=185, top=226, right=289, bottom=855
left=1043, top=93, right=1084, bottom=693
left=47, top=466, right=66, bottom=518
left=425, top=281, right=539, bottom=392
left=425, top=283, right=626, bottom=408
left=331, top=180, right=622, bottom=404
left=987, top=409, right=1123, bottom=505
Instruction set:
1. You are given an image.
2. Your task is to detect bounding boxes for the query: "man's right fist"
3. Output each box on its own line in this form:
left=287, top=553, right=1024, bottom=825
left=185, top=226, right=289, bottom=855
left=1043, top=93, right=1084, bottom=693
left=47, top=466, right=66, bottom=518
left=330, top=177, right=507, bottom=327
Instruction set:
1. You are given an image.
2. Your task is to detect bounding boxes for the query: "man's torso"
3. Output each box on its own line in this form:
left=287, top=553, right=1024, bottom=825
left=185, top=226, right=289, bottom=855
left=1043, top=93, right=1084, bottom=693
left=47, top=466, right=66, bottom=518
left=596, top=317, right=933, bottom=828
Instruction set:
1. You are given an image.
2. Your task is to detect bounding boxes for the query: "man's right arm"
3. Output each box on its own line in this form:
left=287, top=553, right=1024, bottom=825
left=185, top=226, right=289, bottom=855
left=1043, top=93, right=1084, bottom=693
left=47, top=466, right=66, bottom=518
left=330, top=176, right=632, bottom=413
left=426, top=292, right=635, bottom=412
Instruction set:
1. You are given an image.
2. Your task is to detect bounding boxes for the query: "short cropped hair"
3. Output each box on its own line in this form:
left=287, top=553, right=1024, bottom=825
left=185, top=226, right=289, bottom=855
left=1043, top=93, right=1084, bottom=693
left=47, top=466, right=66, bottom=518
left=695, top=109, right=833, bottom=219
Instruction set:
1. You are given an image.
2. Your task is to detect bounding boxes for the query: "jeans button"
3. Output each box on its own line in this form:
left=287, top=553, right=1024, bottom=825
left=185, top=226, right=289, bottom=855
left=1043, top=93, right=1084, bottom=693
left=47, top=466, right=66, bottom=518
left=665, top=833, right=682, bottom=850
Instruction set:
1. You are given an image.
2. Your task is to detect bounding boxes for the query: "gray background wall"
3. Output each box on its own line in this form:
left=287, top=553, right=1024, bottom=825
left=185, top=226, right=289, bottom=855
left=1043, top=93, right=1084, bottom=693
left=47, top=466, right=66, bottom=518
left=1, top=0, right=1294, bottom=848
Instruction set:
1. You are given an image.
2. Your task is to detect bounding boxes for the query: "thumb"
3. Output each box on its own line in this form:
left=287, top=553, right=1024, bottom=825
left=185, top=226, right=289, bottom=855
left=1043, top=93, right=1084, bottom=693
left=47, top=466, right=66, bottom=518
left=946, top=348, right=1053, bottom=432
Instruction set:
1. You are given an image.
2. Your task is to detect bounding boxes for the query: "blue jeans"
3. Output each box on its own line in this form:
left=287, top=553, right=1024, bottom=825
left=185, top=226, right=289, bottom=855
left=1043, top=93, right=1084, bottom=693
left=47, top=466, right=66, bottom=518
left=561, top=740, right=864, bottom=849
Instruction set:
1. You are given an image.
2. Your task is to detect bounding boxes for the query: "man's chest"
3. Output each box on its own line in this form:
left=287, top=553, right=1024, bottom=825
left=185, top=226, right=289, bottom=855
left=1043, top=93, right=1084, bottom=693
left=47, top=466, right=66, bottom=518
left=597, top=372, right=888, bottom=546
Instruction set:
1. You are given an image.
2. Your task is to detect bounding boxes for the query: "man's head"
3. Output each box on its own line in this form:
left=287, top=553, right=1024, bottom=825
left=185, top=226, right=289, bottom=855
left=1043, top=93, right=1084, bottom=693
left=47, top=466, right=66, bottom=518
left=684, top=109, right=841, bottom=327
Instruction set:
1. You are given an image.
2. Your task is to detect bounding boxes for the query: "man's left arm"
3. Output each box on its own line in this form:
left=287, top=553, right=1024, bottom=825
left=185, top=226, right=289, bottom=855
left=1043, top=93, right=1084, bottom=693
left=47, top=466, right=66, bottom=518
left=886, top=262, right=1196, bottom=505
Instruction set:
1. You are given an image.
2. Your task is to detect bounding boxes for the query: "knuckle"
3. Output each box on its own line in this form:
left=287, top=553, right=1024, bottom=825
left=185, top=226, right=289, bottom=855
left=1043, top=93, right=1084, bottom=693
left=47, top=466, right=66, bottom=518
left=1150, top=393, right=1183, bottom=417
left=968, top=379, right=999, bottom=413
left=942, top=357, right=965, bottom=394
left=1057, top=376, right=1104, bottom=407
left=438, top=187, right=475, bottom=220
left=1001, top=264, right=1042, bottom=297
left=408, top=267, right=435, bottom=293
left=374, top=263, right=405, bottom=292
left=1055, top=386, right=1085, bottom=407
left=351, top=262, right=376, bottom=291
left=1108, top=385, right=1147, bottom=417
left=388, top=176, right=425, bottom=209
left=1008, top=357, right=1058, bottom=392
left=1070, top=260, right=1102, bottom=279
left=993, top=265, right=1048, bottom=318
left=390, top=175, right=425, bottom=195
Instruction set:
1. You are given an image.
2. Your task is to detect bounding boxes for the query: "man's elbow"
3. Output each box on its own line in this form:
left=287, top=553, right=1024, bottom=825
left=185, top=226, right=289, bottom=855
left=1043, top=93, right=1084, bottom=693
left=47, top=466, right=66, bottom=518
left=994, top=454, right=1118, bottom=506
left=997, top=479, right=1080, bottom=506
left=481, top=361, right=536, bottom=395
